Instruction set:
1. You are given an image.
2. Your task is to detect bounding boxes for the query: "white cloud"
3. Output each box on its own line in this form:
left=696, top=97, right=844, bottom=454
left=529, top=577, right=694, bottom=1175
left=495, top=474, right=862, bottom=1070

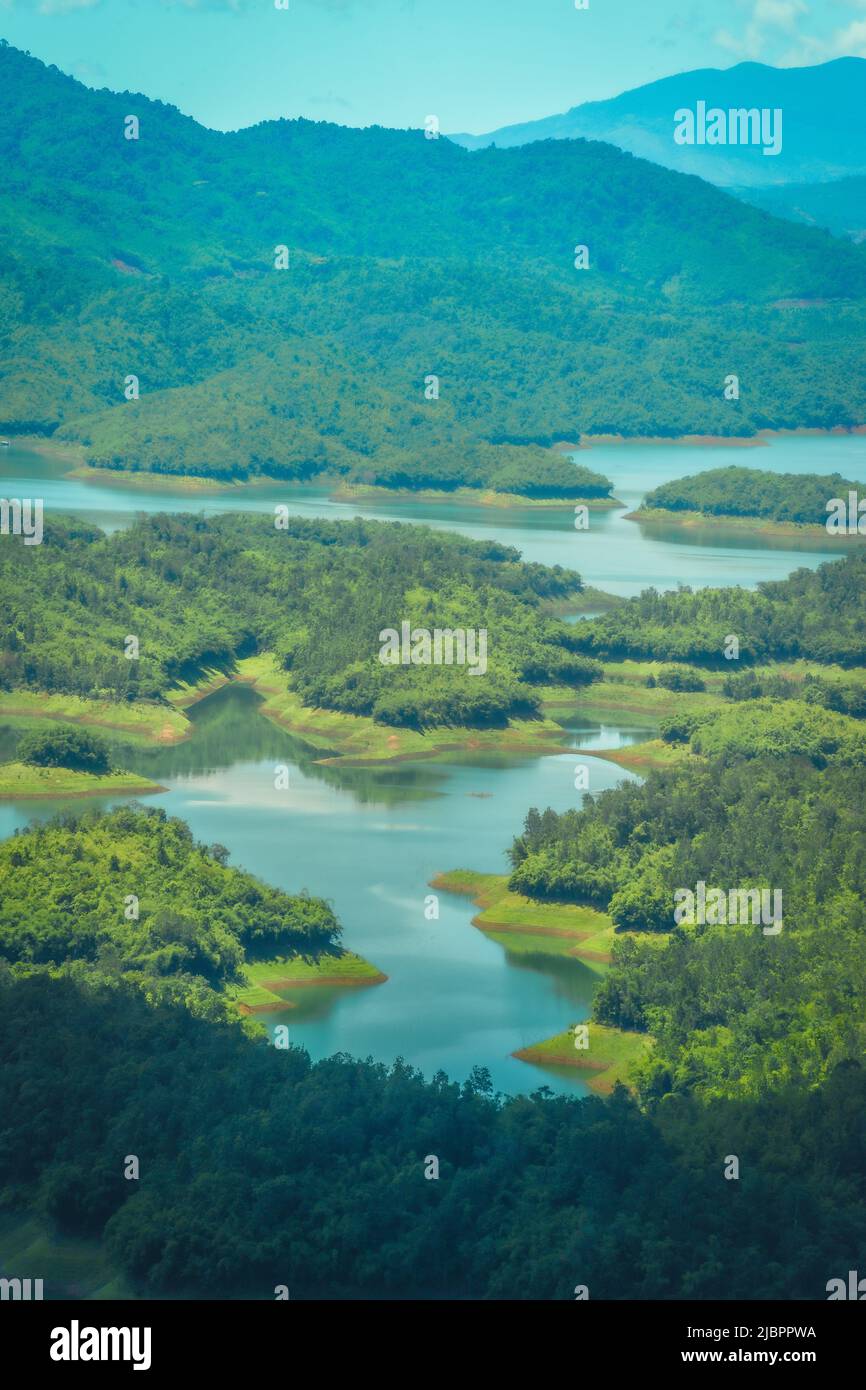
left=715, top=0, right=866, bottom=65
left=713, top=0, right=808, bottom=61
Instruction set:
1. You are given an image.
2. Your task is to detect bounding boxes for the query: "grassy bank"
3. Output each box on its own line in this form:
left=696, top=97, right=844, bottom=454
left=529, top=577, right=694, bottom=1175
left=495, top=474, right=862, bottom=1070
left=513, top=1023, right=652, bottom=1094
left=0, top=761, right=164, bottom=799
left=66, top=466, right=247, bottom=494
left=326, top=482, right=624, bottom=511
left=432, top=869, right=616, bottom=971
left=434, top=868, right=660, bottom=1093
left=0, top=690, right=189, bottom=745
left=229, top=951, right=387, bottom=1014
left=629, top=505, right=866, bottom=544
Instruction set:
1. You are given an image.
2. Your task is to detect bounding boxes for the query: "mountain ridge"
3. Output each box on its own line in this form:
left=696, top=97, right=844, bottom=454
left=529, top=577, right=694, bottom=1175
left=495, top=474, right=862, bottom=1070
left=2, top=42, right=866, bottom=489
left=448, top=58, right=866, bottom=189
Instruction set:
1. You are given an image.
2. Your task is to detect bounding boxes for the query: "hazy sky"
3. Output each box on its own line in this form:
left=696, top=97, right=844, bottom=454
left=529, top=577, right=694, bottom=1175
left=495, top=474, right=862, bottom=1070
left=1, top=0, right=864, bottom=134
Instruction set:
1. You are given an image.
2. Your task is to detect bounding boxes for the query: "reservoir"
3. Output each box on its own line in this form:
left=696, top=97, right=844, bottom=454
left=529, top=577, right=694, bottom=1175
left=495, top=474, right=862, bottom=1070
left=1, top=433, right=862, bottom=1093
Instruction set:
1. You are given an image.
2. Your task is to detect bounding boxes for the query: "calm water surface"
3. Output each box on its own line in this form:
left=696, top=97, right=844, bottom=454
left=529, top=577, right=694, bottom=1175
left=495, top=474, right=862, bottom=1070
left=1, top=435, right=860, bottom=1092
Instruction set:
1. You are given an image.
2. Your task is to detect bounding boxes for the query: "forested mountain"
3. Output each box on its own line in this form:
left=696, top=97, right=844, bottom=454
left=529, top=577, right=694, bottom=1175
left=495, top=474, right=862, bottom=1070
left=0, top=512, right=596, bottom=727
left=3, top=42, right=866, bottom=486
left=451, top=59, right=866, bottom=188
left=735, top=175, right=866, bottom=243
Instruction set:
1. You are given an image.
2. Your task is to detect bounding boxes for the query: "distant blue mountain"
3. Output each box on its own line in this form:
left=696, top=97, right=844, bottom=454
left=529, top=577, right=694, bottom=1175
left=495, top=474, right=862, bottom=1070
left=449, top=59, right=866, bottom=188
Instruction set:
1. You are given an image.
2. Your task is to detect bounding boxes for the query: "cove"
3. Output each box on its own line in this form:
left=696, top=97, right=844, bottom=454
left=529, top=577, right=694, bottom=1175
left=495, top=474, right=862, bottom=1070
left=0, top=684, right=642, bottom=1097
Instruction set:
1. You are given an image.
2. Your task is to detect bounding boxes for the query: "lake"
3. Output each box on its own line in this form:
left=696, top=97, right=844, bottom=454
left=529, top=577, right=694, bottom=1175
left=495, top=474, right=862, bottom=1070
left=1, top=433, right=862, bottom=1094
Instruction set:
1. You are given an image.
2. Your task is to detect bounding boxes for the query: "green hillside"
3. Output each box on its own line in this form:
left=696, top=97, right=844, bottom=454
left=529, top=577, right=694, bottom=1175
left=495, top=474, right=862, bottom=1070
left=2, top=41, right=866, bottom=489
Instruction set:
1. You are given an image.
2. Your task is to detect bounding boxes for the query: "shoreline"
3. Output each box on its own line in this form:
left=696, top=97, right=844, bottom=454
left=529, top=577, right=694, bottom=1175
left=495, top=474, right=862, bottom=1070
left=629, top=506, right=866, bottom=541
left=231, top=951, right=388, bottom=1014
left=8, top=422, right=866, bottom=496
left=433, top=868, right=652, bottom=1094
left=572, top=424, right=866, bottom=451
left=324, top=483, right=623, bottom=511
left=0, top=761, right=166, bottom=800
left=172, top=655, right=580, bottom=766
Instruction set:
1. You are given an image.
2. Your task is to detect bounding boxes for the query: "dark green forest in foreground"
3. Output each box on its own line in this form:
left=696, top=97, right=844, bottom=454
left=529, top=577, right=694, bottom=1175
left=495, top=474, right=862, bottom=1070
left=3, top=41, right=866, bottom=491
left=1, top=801, right=864, bottom=1299
left=641, top=465, right=863, bottom=525
left=0, top=512, right=597, bottom=728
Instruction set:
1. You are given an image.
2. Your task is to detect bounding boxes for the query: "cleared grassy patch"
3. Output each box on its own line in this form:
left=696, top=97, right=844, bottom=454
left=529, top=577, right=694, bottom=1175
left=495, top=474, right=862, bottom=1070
left=0, top=690, right=188, bottom=744
left=432, top=869, right=616, bottom=971
left=592, top=738, right=694, bottom=773
left=229, top=950, right=387, bottom=1014
left=0, top=1213, right=131, bottom=1300
left=514, top=1022, right=652, bottom=1094
left=0, top=761, right=164, bottom=799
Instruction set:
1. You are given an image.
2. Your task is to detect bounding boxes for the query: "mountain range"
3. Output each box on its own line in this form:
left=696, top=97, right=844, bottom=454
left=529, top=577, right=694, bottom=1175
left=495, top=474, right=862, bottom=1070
left=449, top=59, right=866, bottom=187
left=2, top=41, right=866, bottom=491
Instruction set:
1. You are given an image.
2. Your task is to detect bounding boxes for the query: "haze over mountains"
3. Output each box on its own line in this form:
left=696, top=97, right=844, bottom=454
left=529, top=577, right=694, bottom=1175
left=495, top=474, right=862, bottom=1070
left=2, top=41, right=866, bottom=490
left=450, top=59, right=866, bottom=186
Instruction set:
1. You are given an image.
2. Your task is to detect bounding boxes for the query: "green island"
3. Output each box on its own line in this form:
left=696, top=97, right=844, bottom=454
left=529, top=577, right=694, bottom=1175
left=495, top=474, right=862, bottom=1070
left=631, top=465, right=866, bottom=538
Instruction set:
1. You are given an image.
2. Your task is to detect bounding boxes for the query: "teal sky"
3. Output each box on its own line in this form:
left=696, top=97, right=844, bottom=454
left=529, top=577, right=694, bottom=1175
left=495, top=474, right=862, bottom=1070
left=2, top=0, right=865, bottom=133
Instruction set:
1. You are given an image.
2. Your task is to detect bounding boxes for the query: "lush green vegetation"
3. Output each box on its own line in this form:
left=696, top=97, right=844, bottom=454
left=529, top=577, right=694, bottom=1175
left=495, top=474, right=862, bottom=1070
left=0, top=513, right=599, bottom=730
left=508, top=757, right=866, bottom=1101
left=571, top=550, right=866, bottom=666
left=653, top=664, right=706, bottom=692
left=0, top=805, right=340, bottom=986
left=723, top=667, right=866, bottom=718
left=640, top=465, right=862, bottom=526
left=3, top=42, right=866, bottom=495
left=17, top=725, right=111, bottom=773
left=1, top=952, right=863, bottom=1298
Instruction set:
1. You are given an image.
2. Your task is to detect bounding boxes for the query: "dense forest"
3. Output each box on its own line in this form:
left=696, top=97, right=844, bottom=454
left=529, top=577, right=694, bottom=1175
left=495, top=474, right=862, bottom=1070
left=2, top=35, right=865, bottom=1308
left=571, top=549, right=866, bottom=665
left=0, top=512, right=598, bottom=727
left=0, top=805, right=340, bottom=988
left=1, top=802, right=864, bottom=1300
left=509, top=757, right=866, bottom=1099
left=640, top=464, right=863, bottom=524
left=3, top=41, right=866, bottom=489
